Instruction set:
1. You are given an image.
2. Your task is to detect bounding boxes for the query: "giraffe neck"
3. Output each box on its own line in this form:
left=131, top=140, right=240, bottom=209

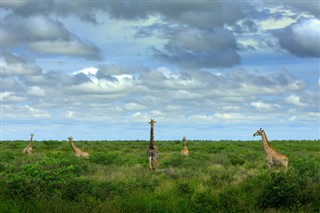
left=149, top=125, right=155, bottom=149
left=261, top=131, right=273, bottom=154
left=183, top=139, right=187, bottom=147
left=28, top=136, right=33, bottom=147
left=69, top=140, right=78, bottom=153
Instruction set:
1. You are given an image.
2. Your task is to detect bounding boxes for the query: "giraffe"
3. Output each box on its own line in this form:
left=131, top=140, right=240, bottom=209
left=253, top=128, right=288, bottom=171
left=23, top=133, right=34, bottom=155
left=147, top=119, right=159, bottom=170
left=181, top=136, right=189, bottom=156
left=67, top=137, right=89, bottom=159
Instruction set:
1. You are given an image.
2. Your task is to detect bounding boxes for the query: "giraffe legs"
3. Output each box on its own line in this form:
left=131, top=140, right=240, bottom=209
left=149, top=157, right=152, bottom=170
left=266, top=157, right=272, bottom=171
left=149, top=157, right=157, bottom=170
left=266, top=156, right=288, bottom=172
left=151, top=159, right=157, bottom=170
left=282, top=158, right=288, bottom=172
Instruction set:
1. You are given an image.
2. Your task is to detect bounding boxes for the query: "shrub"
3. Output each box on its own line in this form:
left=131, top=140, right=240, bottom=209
left=258, top=159, right=320, bottom=210
left=5, top=156, right=88, bottom=200
left=176, top=182, right=193, bottom=195
left=258, top=172, right=297, bottom=209
left=228, top=154, right=245, bottom=166
left=90, top=152, right=125, bottom=166
left=191, top=191, right=218, bottom=212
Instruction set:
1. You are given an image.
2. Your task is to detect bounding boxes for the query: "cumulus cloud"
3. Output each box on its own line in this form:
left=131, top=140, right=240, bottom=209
left=1, top=52, right=42, bottom=76
left=65, top=111, right=74, bottom=118
left=285, top=94, right=307, bottom=107
left=280, top=1, right=320, bottom=17
left=274, top=19, right=320, bottom=57
left=153, top=28, right=240, bottom=68
left=29, top=40, right=100, bottom=59
left=3, top=104, right=50, bottom=120
left=1, top=14, right=101, bottom=59
left=251, top=100, right=281, bottom=111
left=1, top=1, right=319, bottom=139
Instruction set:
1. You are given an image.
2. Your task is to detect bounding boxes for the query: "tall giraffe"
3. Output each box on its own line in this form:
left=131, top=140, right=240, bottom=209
left=23, top=133, right=34, bottom=155
left=181, top=136, right=189, bottom=156
left=253, top=128, right=288, bottom=171
left=67, top=137, right=89, bottom=159
left=147, top=119, right=158, bottom=170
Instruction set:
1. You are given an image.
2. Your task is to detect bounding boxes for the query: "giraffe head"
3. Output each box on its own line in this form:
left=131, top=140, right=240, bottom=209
left=67, top=136, right=73, bottom=142
left=149, top=119, right=156, bottom=126
left=182, top=136, right=186, bottom=141
left=253, top=128, right=264, bottom=137
left=30, top=133, right=34, bottom=137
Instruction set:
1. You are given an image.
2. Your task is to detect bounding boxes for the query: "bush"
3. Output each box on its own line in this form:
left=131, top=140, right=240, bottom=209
left=191, top=191, right=218, bottom=212
left=258, top=159, right=320, bottom=210
left=258, top=172, right=297, bottom=209
left=5, top=156, right=88, bottom=200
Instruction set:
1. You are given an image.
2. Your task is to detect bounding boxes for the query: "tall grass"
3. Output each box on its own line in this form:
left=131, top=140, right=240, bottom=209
left=0, top=140, right=319, bottom=212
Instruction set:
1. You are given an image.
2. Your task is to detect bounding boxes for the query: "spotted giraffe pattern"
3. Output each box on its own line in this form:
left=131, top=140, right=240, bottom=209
left=68, top=137, right=89, bottom=159
left=23, top=133, right=34, bottom=155
left=181, top=136, right=189, bottom=156
left=253, top=128, right=288, bottom=171
left=147, top=119, right=158, bottom=170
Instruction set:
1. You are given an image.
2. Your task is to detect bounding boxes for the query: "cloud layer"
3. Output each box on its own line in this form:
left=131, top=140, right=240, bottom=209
left=1, top=1, right=319, bottom=140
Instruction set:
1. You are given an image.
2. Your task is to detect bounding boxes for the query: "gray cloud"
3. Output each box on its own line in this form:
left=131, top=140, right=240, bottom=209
left=1, top=14, right=101, bottom=59
left=2, top=1, right=253, bottom=27
left=279, top=1, right=320, bottom=17
left=1, top=52, right=42, bottom=76
left=152, top=28, right=240, bottom=68
left=273, top=18, right=320, bottom=57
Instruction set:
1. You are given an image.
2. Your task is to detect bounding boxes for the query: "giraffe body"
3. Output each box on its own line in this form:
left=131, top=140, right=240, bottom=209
left=253, top=128, right=288, bottom=171
left=23, top=134, right=34, bottom=155
left=181, top=136, right=189, bottom=156
left=68, top=137, right=89, bottom=159
left=147, top=119, right=158, bottom=170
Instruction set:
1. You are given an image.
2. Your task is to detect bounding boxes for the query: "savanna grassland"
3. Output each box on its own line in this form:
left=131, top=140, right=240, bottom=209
left=0, top=140, right=319, bottom=212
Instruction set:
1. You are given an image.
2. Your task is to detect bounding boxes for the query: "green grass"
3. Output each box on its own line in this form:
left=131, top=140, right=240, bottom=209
left=0, top=140, right=319, bottom=212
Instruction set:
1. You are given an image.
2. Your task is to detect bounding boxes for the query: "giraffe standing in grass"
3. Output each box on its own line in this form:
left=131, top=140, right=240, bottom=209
left=253, top=128, right=288, bottom=171
left=181, top=136, right=189, bottom=156
left=23, top=133, right=34, bottom=155
left=68, top=137, right=89, bottom=159
left=147, top=119, right=158, bottom=170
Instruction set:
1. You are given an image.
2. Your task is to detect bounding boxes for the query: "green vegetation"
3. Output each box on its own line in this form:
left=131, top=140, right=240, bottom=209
left=0, top=140, right=319, bottom=212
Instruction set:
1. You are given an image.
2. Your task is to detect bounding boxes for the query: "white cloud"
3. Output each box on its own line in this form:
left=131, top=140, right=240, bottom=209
left=188, top=113, right=245, bottom=123
left=65, top=111, right=74, bottom=118
left=1, top=53, right=42, bottom=76
left=1, top=2, right=319, bottom=140
left=307, top=112, right=320, bottom=119
left=251, top=100, right=281, bottom=111
left=26, top=86, right=45, bottom=96
left=222, top=106, right=241, bottom=111
left=285, top=94, right=307, bottom=107
left=0, top=92, right=26, bottom=102
left=29, top=40, right=100, bottom=59
left=72, top=67, right=98, bottom=76
left=68, top=73, right=135, bottom=95
left=24, top=105, right=51, bottom=118
left=288, top=116, right=297, bottom=121
left=274, top=18, right=320, bottom=57
left=259, top=16, right=296, bottom=31
left=124, top=103, right=146, bottom=111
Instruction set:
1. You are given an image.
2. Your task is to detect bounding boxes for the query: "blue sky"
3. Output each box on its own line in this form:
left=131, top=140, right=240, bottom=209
left=1, top=1, right=319, bottom=141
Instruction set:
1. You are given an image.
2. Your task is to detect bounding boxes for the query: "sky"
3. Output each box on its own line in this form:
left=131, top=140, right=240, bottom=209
left=1, top=0, right=319, bottom=141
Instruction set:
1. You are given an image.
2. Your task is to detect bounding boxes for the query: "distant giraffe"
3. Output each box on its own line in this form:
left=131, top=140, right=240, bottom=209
left=181, top=136, right=189, bottom=156
left=23, top=133, right=34, bottom=155
left=147, top=119, right=158, bottom=170
left=253, top=128, right=288, bottom=171
left=67, top=137, right=89, bottom=159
